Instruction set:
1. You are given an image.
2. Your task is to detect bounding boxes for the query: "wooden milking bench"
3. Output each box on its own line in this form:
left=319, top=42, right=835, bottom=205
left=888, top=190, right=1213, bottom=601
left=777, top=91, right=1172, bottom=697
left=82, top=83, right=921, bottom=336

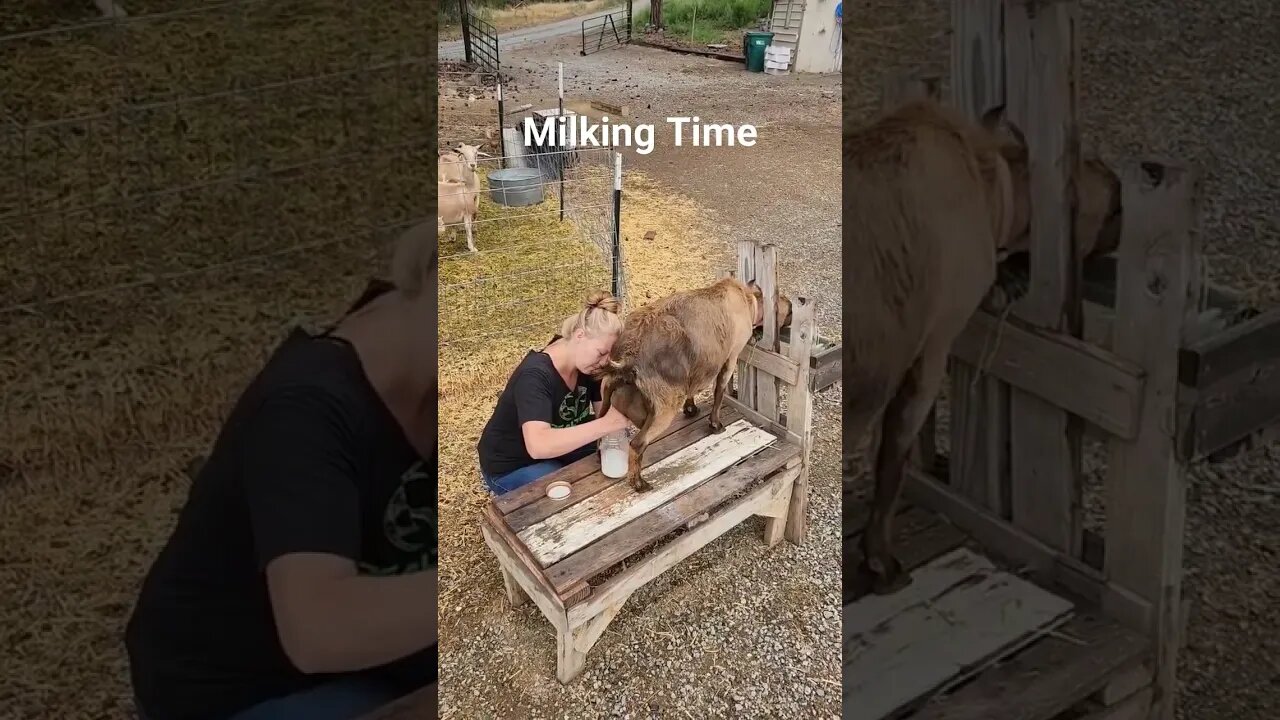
left=481, top=239, right=817, bottom=683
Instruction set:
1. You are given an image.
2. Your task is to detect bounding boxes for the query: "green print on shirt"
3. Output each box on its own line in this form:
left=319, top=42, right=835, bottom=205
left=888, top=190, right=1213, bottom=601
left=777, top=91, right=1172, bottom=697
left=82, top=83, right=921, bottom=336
left=358, top=459, right=438, bottom=576
left=553, top=386, right=593, bottom=429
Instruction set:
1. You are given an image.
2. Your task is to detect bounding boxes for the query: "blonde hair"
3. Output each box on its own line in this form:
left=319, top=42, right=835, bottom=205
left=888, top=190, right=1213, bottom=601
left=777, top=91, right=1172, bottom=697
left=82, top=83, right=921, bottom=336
left=559, top=290, right=622, bottom=339
left=389, top=220, right=438, bottom=299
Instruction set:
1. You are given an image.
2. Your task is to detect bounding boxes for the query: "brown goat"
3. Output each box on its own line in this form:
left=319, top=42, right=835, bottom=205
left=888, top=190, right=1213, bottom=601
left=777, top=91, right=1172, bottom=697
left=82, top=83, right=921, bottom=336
left=597, top=277, right=793, bottom=492
left=844, top=98, right=1122, bottom=595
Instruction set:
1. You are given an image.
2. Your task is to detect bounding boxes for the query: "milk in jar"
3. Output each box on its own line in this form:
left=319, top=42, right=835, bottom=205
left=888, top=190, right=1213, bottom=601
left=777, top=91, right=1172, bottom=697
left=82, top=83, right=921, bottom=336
left=599, top=429, right=629, bottom=479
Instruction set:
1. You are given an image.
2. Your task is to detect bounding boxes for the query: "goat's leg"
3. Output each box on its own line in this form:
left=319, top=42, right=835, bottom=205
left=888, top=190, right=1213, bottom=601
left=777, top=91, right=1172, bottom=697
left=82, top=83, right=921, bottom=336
left=709, top=352, right=739, bottom=433
left=626, top=404, right=676, bottom=493
left=682, top=396, right=697, bottom=418
left=858, top=347, right=947, bottom=595
left=463, top=212, right=477, bottom=254
left=599, top=379, right=616, bottom=417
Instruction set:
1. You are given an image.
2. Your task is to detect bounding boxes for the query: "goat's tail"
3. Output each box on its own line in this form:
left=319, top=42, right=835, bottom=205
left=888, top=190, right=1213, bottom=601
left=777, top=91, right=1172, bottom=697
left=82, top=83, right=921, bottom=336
left=593, top=357, right=635, bottom=388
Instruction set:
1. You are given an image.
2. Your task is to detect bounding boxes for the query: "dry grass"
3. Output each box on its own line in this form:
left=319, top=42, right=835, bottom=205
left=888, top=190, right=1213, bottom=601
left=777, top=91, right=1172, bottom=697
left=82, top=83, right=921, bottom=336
left=437, top=168, right=725, bottom=610
left=0, top=2, right=434, bottom=717
left=442, top=0, right=618, bottom=40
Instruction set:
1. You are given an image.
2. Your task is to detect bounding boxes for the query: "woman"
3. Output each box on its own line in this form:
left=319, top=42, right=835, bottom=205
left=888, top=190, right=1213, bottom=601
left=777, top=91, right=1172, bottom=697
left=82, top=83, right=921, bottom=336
left=477, top=290, right=633, bottom=494
left=125, top=222, right=439, bottom=720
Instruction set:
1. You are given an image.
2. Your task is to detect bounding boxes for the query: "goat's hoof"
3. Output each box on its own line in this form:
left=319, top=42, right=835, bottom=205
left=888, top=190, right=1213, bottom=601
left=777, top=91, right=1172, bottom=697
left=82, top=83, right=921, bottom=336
left=682, top=401, right=698, bottom=418
left=861, top=554, right=911, bottom=596
left=630, top=477, right=652, bottom=493
left=709, top=419, right=725, bottom=434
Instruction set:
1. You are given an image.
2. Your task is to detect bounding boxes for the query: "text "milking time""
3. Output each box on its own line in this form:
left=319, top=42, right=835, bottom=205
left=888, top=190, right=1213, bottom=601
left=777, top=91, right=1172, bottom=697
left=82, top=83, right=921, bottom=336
left=523, top=115, right=758, bottom=155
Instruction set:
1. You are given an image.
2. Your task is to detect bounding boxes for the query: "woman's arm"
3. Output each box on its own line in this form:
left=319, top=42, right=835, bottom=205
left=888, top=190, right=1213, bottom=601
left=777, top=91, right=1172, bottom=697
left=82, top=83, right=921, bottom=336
left=243, top=393, right=438, bottom=675
left=521, top=406, right=628, bottom=460
left=266, top=554, right=437, bottom=674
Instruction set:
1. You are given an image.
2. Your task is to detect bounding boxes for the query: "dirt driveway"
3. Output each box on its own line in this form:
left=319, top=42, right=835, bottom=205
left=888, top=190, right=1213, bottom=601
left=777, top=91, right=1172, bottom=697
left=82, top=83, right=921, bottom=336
left=439, top=36, right=843, bottom=719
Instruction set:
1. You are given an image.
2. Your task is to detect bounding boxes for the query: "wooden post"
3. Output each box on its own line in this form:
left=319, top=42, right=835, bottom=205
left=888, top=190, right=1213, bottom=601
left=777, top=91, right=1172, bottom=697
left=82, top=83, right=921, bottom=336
left=756, top=244, right=781, bottom=422
left=1004, top=0, right=1084, bottom=556
left=784, top=296, right=816, bottom=544
left=948, top=0, right=1012, bottom=516
left=1103, top=161, right=1199, bottom=720
left=736, top=240, right=759, bottom=408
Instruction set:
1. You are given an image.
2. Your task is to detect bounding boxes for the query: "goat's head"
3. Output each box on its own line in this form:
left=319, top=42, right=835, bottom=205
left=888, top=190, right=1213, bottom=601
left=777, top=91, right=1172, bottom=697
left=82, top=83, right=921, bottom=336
left=978, top=106, right=1123, bottom=262
left=456, top=143, right=482, bottom=172
left=746, top=280, right=793, bottom=331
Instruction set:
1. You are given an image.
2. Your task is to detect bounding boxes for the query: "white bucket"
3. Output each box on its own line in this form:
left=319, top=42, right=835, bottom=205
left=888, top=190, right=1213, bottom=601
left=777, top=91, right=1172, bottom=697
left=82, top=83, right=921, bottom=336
left=599, top=429, right=630, bottom=479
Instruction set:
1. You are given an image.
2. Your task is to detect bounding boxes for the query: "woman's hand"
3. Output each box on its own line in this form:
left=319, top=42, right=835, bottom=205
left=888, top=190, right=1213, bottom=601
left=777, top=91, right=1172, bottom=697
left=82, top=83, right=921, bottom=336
left=601, top=405, right=632, bottom=433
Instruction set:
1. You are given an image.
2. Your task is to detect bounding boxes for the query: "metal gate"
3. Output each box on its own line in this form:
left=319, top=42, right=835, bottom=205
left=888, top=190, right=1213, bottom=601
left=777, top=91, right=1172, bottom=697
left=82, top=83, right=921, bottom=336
left=461, top=4, right=500, bottom=74
left=581, top=0, right=633, bottom=55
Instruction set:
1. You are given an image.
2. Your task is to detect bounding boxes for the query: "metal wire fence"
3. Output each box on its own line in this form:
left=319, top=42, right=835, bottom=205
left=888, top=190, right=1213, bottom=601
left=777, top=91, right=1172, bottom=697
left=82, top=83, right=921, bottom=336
left=0, top=3, right=436, bottom=717
left=437, top=144, right=625, bottom=358
left=0, top=2, right=436, bottom=320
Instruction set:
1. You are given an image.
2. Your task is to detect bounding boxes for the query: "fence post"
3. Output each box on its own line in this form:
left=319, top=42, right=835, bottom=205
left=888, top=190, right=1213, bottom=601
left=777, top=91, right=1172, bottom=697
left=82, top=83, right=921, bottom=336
left=558, top=62, right=566, bottom=222
left=496, top=80, right=505, bottom=168
left=612, top=152, right=623, bottom=301
left=627, top=0, right=633, bottom=42
left=459, top=0, right=473, bottom=65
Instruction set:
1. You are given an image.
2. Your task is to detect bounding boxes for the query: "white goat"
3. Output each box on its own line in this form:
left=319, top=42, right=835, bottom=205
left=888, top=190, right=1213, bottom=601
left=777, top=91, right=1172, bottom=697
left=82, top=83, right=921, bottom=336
left=438, top=175, right=480, bottom=254
left=438, top=143, right=481, bottom=184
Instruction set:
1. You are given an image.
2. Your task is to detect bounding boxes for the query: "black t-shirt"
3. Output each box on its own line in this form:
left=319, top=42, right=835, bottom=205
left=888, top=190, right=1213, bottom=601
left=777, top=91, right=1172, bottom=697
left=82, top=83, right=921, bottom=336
left=124, top=281, right=437, bottom=720
left=476, top=338, right=603, bottom=478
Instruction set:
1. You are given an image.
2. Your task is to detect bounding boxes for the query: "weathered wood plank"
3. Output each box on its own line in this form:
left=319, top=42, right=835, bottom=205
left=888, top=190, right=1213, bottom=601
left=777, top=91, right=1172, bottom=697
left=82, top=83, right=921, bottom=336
left=519, top=420, right=777, bottom=565
left=950, top=310, right=1146, bottom=440
left=741, top=346, right=801, bottom=387
left=756, top=243, right=781, bottom=422
left=948, top=0, right=1011, bottom=518
left=843, top=505, right=968, bottom=605
left=950, top=0, right=1004, bottom=119
left=493, top=408, right=707, bottom=515
left=1178, top=306, right=1280, bottom=460
left=911, top=613, right=1151, bottom=720
left=783, top=297, right=817, bottom=544
left=1097, top=660, right=1152, bottom=706
left=543, top=448, right=800, bottom=592
left=843, top=547, right=995, bottom=648
left=1004, top=0, right=1084, bottom=558
left=903, top=468, right=1153, bottom=631
left=1104, top=161, right=1199, bottom=720
left=1002, top=252, right=1249, bottom=322
left=565, top=469, right=793, bottom=624
left=723, top=394, right=803, bottom=446
left=505, top=407, right=741, bottom=532
left=480, top=511, right=571, bottom=631
left=1078, top=687, right=1153, bottom=720
left=737, top=241, right=759, bottom=409
left=843, top=562, right=1075, bottom=720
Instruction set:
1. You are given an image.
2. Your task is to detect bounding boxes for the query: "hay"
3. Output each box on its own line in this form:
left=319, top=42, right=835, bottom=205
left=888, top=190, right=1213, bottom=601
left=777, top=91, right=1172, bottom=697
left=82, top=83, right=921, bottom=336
left=0, top=3, right=436, bottom=717
left=437, top=168, right=726, bottom=608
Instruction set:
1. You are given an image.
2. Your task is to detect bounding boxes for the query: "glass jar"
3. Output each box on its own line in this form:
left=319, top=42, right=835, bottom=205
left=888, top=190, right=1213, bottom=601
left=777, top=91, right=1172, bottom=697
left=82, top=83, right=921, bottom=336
left=599, top=428, right=629, bottom=479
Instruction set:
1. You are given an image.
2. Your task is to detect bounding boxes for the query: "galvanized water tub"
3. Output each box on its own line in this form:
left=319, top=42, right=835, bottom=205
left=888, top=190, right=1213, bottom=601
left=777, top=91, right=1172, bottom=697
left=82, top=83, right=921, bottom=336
left=486, top=167, right=544, bottom=207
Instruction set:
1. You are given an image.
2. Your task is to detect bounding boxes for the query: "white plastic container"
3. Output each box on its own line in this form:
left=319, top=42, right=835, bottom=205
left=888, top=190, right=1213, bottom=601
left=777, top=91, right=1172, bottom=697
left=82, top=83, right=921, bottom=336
left=599, top=429, right=630, bottom=479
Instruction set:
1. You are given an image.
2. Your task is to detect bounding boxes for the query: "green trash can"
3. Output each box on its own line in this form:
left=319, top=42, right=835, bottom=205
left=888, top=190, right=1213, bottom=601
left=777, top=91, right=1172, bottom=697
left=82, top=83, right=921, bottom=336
left=744, top=31, right=774, bottom=72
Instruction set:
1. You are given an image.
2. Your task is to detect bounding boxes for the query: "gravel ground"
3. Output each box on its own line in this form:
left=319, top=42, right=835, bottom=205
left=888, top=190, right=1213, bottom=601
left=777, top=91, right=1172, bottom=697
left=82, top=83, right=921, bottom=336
left=439, top=36, right=843, bottom=719
left=846, top=2, right=1280, bottom=718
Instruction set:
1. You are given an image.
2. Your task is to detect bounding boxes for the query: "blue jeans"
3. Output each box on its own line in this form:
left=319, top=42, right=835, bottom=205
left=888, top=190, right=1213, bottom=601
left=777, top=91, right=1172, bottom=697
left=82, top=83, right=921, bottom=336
left=482, top=460, right=563, bottom=494
left=135, top=676, right=402, bottom=720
